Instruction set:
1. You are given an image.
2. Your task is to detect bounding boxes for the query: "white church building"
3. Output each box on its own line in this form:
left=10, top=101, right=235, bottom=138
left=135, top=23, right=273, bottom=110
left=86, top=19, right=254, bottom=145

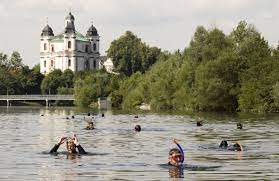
left=40, top=12, right=101, bottom=74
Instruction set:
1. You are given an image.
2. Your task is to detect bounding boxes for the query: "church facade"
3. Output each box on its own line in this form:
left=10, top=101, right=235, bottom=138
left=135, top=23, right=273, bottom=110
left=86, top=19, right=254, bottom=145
left=40, top=12, right=100, bottom=74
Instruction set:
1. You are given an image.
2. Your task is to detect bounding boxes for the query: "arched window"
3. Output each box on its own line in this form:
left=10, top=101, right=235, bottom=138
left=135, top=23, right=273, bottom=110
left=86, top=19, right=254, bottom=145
left=44, top=43, right=47, bottom=50
left=85, top=45, right=89, bottom=53
left=68, top=59, right=71, bottom=67
left=93, top=60, right=96, bottom=68
left=51, top=60, right=54, bottom=67
left=93, top=43, right=96, bottom=51
left=51, top=45, right=55, bottom=52
left=68, top=41, right=71, bottom=49
left=44, top=61, right=46, bottom=67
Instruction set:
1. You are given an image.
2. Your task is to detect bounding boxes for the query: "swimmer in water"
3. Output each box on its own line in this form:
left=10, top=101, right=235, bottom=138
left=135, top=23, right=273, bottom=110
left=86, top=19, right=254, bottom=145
left=85, top=121, right=95, bottom=130
left=219, top=140, right=228, bottom=149
left=219, top=140, right=243, bottom=151
left=49, top=134, right=87, bottom=154
left=230, top=141, right=243, bottom=151
left=168, top=139, right=184, bottom=167
left=134, top=125, right=141, bottom=132
left=196, top=117, right=203, bottom=126
left=237, top=122, right=243, bottom=129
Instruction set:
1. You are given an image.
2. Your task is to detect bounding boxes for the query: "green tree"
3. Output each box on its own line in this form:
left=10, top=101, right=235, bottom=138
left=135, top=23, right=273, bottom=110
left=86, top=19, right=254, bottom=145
left=61, top=69, right=74, bottom=88
left=9, top=51, right=23, bottom=69
left=41, top=69, right=62, bottom=94
left=107, top=31, right=161, bottom=76
left=193, top=51, right=239, bottom=111
left=74, top=71, right=113, bottom=107
left=230, top=21, right=274, bottom=112
left=0, top=67, right=20, bottom=95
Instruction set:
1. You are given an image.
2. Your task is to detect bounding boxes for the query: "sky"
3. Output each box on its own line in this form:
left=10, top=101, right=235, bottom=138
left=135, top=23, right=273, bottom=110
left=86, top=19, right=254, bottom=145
left=0, top=0, right=278, bottom=67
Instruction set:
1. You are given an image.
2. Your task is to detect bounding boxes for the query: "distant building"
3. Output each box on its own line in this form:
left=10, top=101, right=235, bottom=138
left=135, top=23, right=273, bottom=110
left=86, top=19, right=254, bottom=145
left=40, top=12, right=100, bottom=74
left=103, top=58, right=114, bottom=73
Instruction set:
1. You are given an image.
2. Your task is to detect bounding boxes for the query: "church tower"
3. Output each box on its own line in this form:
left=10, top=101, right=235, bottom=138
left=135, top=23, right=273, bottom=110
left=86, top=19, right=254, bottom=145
left=40, top=12, right=101, bottom=74
left=86, top=22, right=100, bottom=69
left=86, top=22, right=100, bottom=54
left=40, top=23, right=54, bottom=74
left=63, top=12, right=76, bottom=71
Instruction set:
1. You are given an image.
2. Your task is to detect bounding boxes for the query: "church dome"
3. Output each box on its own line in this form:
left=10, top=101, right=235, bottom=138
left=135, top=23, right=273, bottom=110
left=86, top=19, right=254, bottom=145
left=65, top=12, right=75, bottom=21
left=86, top=24, right=98, bottom=37
left=41, top=24, right=54, bottom=36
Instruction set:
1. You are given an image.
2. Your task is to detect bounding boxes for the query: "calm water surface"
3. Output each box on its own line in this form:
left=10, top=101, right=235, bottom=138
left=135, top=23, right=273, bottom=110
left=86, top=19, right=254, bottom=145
left=0, top=107, right=278, bottom=180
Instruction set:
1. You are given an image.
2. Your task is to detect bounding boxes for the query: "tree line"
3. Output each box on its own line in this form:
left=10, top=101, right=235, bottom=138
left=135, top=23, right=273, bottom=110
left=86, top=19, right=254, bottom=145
left=104, top=21, right=279, bottom=113
left=1, top=21, right=279, bottom=112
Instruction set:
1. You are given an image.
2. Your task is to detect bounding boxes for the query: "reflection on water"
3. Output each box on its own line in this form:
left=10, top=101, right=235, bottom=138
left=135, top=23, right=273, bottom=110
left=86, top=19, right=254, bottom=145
left=0, top=106, right=279, bottom=180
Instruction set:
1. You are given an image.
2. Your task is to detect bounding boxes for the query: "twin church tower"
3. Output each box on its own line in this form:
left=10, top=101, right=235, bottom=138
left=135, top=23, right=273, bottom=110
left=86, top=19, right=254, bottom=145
left=40, top=12, right=101, bottom=74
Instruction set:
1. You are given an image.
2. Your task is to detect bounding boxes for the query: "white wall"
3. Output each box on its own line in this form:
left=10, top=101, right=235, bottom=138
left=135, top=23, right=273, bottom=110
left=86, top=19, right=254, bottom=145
left=40, top=34, right=101, bottom=74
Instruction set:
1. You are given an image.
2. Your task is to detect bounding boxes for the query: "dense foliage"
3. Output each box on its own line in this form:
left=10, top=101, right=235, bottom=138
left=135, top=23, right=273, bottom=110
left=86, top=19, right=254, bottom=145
left=109, top=21, right=279, bottom=113
left=74, top=69, right=120, bottom=107
left=0, top=52, right=43, bottom=95
left=1, top=21, right=279, bottom=113
left=41, top=69, right=74, bottom=94
left=107, top=31, right=162, bottom=76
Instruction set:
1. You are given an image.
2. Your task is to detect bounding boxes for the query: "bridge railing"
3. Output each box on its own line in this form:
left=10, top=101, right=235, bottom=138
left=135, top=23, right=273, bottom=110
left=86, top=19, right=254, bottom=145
left=0, top=95, right=75, bottom=101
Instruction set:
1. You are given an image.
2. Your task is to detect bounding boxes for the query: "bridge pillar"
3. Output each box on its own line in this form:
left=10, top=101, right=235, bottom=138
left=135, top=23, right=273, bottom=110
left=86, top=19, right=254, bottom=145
left=7, top=100, right=9, bottom=107
left=46, top=99, right=48, bottom=107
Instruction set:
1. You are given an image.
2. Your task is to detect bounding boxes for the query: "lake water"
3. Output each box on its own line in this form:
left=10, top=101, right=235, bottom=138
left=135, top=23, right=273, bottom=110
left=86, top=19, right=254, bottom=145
left=0, top=107, right=278, bottom=180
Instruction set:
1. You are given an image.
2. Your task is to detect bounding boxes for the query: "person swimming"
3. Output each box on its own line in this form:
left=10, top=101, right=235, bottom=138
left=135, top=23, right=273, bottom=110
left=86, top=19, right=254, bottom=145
left=85, top=121, right=95, bottom=130
left=231, top=141, right=243, bottom=151
left=237, top=122, right=243, bottom=129
left=219, top=140, right=243, bottom=151
left=134, top=125, right=141, bottom=132
left=168, top=139, right=184, bottom=167
left=197, top=121, right=203, bottom=126
left=219, top=140, right=228, bottom=149
left=196, top=117, right=203, bottom=126
left=49, top=135, right=87, bottom=154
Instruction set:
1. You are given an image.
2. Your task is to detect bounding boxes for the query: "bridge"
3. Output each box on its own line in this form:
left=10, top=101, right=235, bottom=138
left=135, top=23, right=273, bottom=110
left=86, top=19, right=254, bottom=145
left=0, top=95, right=75, bottom=107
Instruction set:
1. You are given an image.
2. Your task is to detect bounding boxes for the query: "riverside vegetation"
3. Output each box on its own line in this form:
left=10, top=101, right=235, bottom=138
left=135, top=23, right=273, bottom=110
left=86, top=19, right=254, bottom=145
left=1, top=21, right=279, bottom=112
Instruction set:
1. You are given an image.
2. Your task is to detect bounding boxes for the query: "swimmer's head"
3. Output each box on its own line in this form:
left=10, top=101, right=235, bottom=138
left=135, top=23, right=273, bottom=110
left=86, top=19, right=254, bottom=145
left=86, top=122, right=94, bottom=130
left=169, top=148, right=183, bottom=166
left=233, top=141, right=243, bottom=151
left=197, top=120, right=203, bottom=126
left=66, top=137, right=77, bottom=154
left=219, top=140, right=228, bottom=149
left=237, top=123, right=243, bottom=129
left=87, top=113, right=91, bottom=116
left=134, top=125, right=141, bottom=132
